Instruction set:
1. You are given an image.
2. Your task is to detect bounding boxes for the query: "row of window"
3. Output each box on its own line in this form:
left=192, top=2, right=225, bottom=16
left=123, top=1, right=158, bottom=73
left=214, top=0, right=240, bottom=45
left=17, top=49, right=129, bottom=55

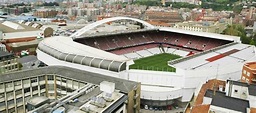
left=243, top=69, right=251, bottom=77
left=0, top=59, right=17, bottom=65
left=242, top=76, right=250, bottom=83
left=0, top=74, right=91, bottom=113
left=0, top=63, right=18, bottom=73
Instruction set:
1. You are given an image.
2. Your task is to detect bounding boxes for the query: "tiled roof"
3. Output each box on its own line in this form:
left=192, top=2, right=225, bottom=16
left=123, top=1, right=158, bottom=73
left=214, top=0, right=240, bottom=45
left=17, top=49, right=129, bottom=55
left=194, top=79, right=226, bottom=105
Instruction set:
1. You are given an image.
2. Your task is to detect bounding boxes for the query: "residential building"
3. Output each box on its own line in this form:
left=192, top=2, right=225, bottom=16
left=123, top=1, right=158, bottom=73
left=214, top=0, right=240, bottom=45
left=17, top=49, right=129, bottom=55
left=0, top=51, right=18, bottom=74
left=147, top=20, right=174, bottom=27
left=145, top=10, right=184, bottom=23
left=33, top=9, right=58, bottom=18
left=3, top=6, right=29, bottom=15
left=0, top=66, right=141, bottom=113
left=241, top=62, right=256, bottom=84
left=174, top=21, right=227, bottom=33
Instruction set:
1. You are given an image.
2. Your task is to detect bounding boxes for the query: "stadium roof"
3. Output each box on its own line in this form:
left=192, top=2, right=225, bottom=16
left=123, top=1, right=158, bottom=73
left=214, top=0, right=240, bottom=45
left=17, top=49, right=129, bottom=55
left=70, top=16, right=155, bottom=38
left=170, top=43, right=256, bottom=70
left=38, top=36, right=132, bottom=72
left=159, top=27, right=240, bottom=42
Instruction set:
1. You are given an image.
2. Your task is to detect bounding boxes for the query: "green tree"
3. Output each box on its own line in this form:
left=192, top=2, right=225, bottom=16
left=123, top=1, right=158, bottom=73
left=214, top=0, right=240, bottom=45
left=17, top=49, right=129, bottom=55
left=250, top=39, right=255, bottom=45
left=133, top=0, right=161, bottom=6
left=167, top=2, right=198, bottom=9
left=223, top=24, right=251, bottom=44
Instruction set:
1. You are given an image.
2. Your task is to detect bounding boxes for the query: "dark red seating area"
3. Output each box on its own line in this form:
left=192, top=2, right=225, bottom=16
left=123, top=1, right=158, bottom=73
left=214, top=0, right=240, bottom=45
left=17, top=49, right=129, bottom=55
left=110, top=44, right=159, bottom=55
left=74, top=31, right=232, bottom=54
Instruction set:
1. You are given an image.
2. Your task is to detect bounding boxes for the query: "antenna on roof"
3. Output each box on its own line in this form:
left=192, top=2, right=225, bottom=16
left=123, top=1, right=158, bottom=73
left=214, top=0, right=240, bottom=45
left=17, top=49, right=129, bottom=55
left=214, top=64, right=219, bottom=96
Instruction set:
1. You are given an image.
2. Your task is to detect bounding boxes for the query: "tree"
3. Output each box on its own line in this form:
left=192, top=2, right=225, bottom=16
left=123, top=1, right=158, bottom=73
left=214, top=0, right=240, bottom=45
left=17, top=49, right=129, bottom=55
left=133, top=0, right=161, bottom=6
left=223, top=24, right=251, bottom=44
left=250, top=39, right=255, bottom=45
left=167, top=2, right=198, bottom=9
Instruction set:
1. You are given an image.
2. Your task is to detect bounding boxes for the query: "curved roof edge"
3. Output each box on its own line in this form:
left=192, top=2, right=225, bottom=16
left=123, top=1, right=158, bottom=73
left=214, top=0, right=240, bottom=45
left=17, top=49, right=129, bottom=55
left=159, top=27, right=241, bottom=42
left=70, top=16, right=155, bottom=38
left=37, top=42, right=126, bottom=72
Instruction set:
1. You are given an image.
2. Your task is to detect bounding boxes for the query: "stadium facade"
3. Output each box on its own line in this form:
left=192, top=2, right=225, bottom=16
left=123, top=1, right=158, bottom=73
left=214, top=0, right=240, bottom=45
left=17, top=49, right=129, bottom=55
left=37, top=17, right=256, bottom=109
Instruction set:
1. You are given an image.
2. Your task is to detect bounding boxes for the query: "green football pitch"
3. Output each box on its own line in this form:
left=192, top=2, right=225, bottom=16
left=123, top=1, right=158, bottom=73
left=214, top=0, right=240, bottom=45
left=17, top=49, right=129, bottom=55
left=129, top=53, right=181, bottom=72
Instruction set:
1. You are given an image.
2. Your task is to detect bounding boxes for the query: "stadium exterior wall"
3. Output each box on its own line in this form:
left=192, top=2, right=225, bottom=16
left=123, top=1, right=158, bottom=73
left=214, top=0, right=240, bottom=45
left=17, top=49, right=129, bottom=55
left=124, top=69, right=195, bottom=102
left=126, top=69, right=184, bottom=87
left=182, top=62, right=243, bottom=89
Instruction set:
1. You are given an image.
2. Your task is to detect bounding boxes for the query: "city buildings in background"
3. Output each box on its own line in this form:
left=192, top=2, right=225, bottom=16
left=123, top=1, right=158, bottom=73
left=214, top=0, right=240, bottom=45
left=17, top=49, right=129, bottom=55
left=0, top=20, right=53, bottom=56
left=173, top=20, right=229, bottom=33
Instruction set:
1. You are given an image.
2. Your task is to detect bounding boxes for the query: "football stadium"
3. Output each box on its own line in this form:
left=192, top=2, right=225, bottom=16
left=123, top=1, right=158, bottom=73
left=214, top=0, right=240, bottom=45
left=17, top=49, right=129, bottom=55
left=37, top=17, right=256, bottom=110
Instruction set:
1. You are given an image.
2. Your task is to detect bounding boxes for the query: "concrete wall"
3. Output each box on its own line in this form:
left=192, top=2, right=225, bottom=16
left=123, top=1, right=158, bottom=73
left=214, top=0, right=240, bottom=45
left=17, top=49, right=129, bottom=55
left=248, top=95, right=256, bottom=108
left=230, top=85, right=248, bottom=100
left=183, top=62, right=243, bottom=89
left=125, top=69, right=184, bottom=87
left=203, top=97, right=212, bottom=104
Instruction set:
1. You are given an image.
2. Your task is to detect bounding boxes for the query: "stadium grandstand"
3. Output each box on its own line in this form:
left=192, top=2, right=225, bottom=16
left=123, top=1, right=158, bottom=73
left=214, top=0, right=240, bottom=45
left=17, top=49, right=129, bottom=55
left=37, top=17, right=256, bottom=111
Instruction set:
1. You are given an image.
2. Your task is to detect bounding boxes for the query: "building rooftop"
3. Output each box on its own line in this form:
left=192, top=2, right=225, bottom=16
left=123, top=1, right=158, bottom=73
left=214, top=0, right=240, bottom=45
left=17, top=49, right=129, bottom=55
left=194, top=79, right=226, bottom=106
left=190, top=79, right=256, bottom=113
left=249, top=84, right=256, bottom=96
left=227, top=79, right=249, bottom=87
left=0, top=21, right=38, bottom=33
left=0, top=51, right=12, bottom=57
left=0, top=66, right=139, bottom=94
left=245, top=62, right=256, bottom=69
left=228, top=80, right=256, bottom=96
left=74, top=91, right=127, bottom=113
left=208, top=89, right=249, bottom=113
left=204, top=89, right=226, bottom=98
left=227, top=79, right=256, bottom=96
left=7, top=39, right=40, bottom=47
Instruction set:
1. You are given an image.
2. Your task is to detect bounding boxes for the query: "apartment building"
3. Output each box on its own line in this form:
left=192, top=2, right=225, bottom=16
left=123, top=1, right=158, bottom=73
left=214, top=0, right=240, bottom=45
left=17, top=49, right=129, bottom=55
left=241, top=62, right=256, bottom=84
